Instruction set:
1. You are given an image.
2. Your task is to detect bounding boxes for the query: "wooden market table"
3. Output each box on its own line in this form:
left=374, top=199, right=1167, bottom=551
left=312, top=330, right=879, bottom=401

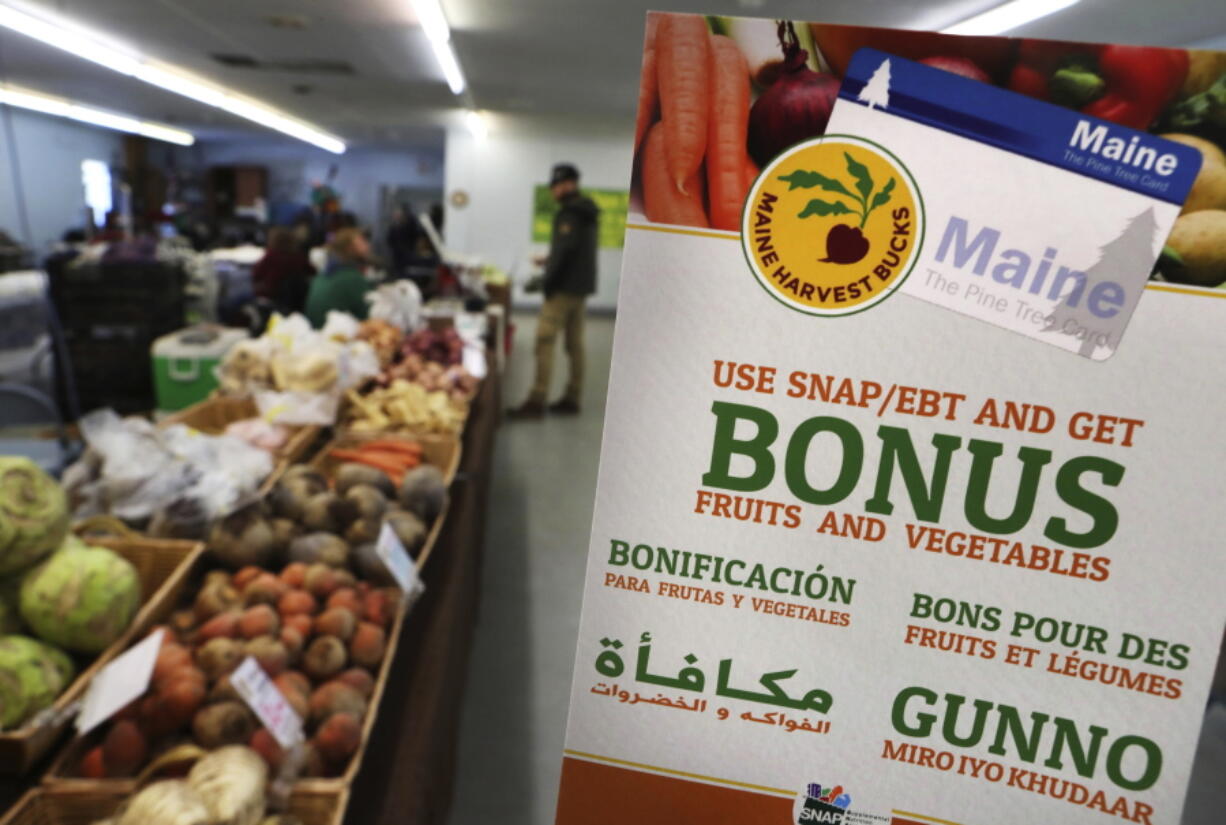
left=342, top=365, right=500, bottom=824
left=0, top=369, right=502, bottom=825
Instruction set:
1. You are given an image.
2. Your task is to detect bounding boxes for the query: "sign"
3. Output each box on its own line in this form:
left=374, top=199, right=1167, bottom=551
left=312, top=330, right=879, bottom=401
left=532, top=185, right=629, bottom=249
left=375, top=521, right=424, bottom=600
left=77, top=629, right=163, bottom=736
left=557, top=13, right=1226, bottom=825
left=232, top=655, right=304, bottom=748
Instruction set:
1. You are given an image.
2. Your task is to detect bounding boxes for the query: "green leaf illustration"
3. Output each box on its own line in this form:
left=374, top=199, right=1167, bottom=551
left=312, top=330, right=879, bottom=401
left=798, top=199, right=855, bottom=219
left=844, top=152, right=874, bottom=201
left=777, top=169, right=853, bottom=198
left=869, top=177, right=895, bottom=212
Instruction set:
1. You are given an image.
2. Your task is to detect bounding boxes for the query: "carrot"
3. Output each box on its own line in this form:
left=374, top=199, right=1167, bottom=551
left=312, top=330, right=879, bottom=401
left=642, top=122, right=708, bottom=228
left=330, top=451, right=406, bottom=476
left=358, top=440, right=422, bottom=456
left=744, top=156, right=761, bottom=191
left=330, top=448, right=412, bottom=466
left=656, top=14, right=711, bottom=190
left=706, top=35, right=752, bottom=231
left=634, top=14, right=660, bottom=153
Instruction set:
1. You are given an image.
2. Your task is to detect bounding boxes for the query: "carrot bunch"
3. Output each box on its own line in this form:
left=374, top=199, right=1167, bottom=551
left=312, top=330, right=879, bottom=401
left=328, top=440, right=423, bottom=485
left=637, top=14, right=756, bottom=231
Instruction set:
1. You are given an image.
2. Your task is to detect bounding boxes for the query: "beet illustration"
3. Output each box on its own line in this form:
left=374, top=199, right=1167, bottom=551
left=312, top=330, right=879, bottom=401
left=820, top=224, right=869, bottom=265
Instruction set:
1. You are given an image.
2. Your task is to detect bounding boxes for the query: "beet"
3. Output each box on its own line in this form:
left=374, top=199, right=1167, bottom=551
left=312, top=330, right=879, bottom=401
left=748, top=21, right=840, bottom=167
left=821, top=224, right=870, bottom=265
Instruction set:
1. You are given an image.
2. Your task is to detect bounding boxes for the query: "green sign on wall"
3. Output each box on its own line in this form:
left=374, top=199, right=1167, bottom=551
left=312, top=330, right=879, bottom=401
left=532, top=185, right=629, bottom=249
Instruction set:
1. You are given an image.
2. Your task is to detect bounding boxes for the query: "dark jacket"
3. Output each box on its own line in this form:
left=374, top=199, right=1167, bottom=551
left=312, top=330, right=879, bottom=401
left=543, top=193, right=599, bottom=297
left=252, top=249, right=314, bottom=311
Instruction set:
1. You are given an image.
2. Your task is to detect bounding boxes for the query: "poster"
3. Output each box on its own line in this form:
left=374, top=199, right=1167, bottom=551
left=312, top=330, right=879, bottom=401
left=557, top=13, right=1226, bottom=825
left=532, top=184, right=630, bottom=248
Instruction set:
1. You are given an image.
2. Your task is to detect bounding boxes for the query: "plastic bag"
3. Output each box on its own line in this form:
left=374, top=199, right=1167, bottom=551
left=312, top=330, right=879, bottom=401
left=62, top=409, right=274, bottom=536
left=321, top=310, right=361, bottom=342
left=368, top=281, right=424, bottom=333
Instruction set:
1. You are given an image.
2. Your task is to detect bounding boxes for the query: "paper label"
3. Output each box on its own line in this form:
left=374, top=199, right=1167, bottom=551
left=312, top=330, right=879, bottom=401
left=376, top=521, right=424, bottom=599
left=76, top=629, right=163, bottom=736
left=232, top=656, right=304, bottom=748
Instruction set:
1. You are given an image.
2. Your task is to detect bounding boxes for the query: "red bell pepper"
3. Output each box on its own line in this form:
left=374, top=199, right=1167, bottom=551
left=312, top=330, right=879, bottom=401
left=1008, top=41, right=1189, bottom=130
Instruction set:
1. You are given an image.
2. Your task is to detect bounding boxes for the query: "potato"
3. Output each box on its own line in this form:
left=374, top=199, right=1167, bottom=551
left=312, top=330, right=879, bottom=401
left=1162, top=133, right=1226, bottom=215
left=335, top=463, right=395, bottom=498
left=1160, top=133, right=1226, bottom=169
left=1166, top=210, right=1226, bottom=287
left=1181, top=50, right=1226, bottom=97
left=1183, top=160, right=1226, bottom=214
left=288, top=533, right=350, bottom=568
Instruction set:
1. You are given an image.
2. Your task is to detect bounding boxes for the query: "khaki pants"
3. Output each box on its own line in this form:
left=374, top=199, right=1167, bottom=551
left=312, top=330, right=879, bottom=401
left=530, top=293, right=586, bottom=404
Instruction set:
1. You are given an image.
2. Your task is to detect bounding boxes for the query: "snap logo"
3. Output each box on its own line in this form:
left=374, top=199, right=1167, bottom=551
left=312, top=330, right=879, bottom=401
left=742, top=134, right=924, bottom=317
left=796, top=781, right=853, bottom=824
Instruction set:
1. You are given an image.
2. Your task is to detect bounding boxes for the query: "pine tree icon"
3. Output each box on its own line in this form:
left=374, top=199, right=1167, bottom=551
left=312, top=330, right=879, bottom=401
left=858, top=59, right=892, bottom=110
left=1043, top=208, right=1159, bottom=358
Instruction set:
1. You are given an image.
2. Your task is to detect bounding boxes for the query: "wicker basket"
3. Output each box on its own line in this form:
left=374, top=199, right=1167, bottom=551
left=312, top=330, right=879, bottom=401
left=309, top=432, right=460, bottom=570
left=0, top=538, right=204, bottom=775
left=0, top=784, right=348, bottom=825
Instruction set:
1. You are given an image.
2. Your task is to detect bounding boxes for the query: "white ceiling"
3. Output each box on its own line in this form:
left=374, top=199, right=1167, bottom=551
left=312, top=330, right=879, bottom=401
left=0, top=0, right=1224, bottom=150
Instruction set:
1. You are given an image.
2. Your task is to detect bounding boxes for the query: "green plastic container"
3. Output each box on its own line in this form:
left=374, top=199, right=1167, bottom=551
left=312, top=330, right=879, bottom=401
left=151, top=327, right=248, bottom=412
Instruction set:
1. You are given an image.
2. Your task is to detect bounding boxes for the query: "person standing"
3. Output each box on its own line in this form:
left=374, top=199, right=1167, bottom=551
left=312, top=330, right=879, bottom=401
left=252, top=227, right=315, bottom=313
left=509, top=163, right=600, bottom=419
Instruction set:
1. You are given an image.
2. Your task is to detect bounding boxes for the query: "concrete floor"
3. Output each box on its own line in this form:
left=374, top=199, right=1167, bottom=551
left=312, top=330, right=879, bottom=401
left=448, top=311, right=1225, bottom=825
left=450, top=312, right=613, bottom=825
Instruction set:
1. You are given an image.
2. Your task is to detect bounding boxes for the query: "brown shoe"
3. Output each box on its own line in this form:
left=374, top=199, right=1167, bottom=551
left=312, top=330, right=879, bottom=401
left=548, top=399, right=581, bottom=415
left=507, top=399, right=546, bottom=419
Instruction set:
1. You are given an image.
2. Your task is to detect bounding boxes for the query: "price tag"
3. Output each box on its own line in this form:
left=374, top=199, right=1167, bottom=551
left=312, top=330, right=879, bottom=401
left=76, top=629, right=164, bottom=736
left=231, top=656, right=304, bottom=749
left=376, top=521, right=424, bottom=601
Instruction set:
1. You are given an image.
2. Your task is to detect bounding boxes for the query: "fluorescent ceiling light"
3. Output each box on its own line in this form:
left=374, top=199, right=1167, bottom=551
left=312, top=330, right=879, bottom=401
left=943, top=0, right=1081, bottom=36
left=428, top=37, right=467, bottom=95
left=465, top=109, right=487, bottom=139
left=0, top=85, right=195, bottom=145
left=409, top=0, right=467, bottom=96
left=411, top=0, right=451, bottom=44
left=0, top=2, right=345, bottom=152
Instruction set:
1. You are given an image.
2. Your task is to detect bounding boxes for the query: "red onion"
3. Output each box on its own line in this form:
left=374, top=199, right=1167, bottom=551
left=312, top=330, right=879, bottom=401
left=919, top=56, right=990, bottom=83
left=747, top=21, right=840, bottom=167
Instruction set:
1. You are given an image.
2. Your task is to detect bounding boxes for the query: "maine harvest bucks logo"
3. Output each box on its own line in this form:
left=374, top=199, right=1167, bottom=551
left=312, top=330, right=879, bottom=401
left=742, top=134, right=923, bottom=316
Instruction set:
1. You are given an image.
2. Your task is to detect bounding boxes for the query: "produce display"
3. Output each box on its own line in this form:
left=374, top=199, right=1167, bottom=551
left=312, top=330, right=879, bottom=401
left=0, top=457, right=69, bottom=575
left=634, top=13, right=1226, bottom=284
left=0, top=300, right=480, bottom=821
left=0, top=472, right=145, bottom=736
left=344, top=382, right=468, bottom=436
left=214, top=313, right=381, bottom=427
left=66, top=458, right=447, bottom=779
left=342, top=327, right=479, bottom=436
left=0, top=461, right=146, bottom=733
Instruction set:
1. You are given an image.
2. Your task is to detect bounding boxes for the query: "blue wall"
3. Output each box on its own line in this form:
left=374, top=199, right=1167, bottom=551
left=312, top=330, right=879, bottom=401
left=0, top=107, right=123, bottom=256
left=171, top=139, right=446, bottom=230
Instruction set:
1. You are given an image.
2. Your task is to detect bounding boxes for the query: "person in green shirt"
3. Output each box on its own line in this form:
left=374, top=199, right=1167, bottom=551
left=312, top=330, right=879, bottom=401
left=305, top=227, right=373, bottom=327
